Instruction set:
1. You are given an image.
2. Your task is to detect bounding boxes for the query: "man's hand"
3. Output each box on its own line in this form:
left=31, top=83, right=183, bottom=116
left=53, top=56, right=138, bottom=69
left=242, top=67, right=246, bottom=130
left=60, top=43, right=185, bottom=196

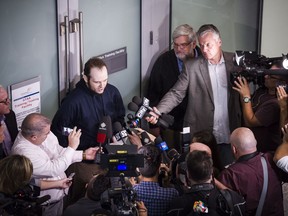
left=145, top=107, right=160, bottom=125
left=128, top=131, right=142, bottom=148
left=277, top=86, right=288, bottom=110
left=84, top=147, right=99, bottom=160
left=68, top=127, right=81, bottom=150
left=233, top=76, right=251, bottom=98
left=282, top=123, right=288, bottom=143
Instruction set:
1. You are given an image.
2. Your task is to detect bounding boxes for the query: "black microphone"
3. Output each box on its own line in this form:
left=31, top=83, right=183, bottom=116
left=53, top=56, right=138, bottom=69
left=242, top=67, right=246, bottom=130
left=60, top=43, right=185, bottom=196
left=132, top=96, right=162, bottom=116
left=127, top=102, right=172, bottom=129
left=167, top=148, right=181, bottom=161
left=154, top=136, right=170, bottom=165
left=140, top=131, right=153, bottom=146
left=113, top=122, right=128, bottom=144
left=127, top=113, right=140, bottom=128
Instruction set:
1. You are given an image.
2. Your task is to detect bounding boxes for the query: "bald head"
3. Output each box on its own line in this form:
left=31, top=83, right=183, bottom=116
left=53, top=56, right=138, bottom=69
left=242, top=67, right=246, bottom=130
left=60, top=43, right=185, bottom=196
left=230, top=127, right=257, bottom=157
left=190, top=142, right=212, bottom=155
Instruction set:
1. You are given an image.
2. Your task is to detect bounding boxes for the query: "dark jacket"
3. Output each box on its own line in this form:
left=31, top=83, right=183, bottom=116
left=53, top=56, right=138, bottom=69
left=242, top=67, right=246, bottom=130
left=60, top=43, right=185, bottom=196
left=147, top=47, right=202, bottom=131
left=0, top=110, right=18, bottom=159
left=51, top=79, right=125, bottom=150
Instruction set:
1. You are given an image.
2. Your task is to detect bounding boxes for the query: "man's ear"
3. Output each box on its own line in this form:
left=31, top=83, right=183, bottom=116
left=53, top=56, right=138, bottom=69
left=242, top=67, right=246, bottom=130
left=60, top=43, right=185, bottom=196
left=31, top=135, right=37, bottom=141
left=232, top=145, right=237, bottom=155
left=83, top=74, right=88, bottom=83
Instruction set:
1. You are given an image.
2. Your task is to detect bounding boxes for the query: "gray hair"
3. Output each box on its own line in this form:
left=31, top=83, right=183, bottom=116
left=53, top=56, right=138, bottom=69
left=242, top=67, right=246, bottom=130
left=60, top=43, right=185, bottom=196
left=172, top=24, right=196, bottom=43
left=197, top=24, right=221, bottom=40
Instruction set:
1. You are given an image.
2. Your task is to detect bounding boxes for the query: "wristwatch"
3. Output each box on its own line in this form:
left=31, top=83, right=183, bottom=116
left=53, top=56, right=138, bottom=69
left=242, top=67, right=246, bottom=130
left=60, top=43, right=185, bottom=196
left=243, top=96, right=251, bottom=103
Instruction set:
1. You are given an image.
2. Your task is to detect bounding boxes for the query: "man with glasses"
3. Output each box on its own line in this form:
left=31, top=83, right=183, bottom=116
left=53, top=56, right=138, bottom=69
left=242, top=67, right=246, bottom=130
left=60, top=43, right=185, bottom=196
left=147, top=24, right=242, bottom=168
left=0, top=85, right=18, bottom=159
left=147, top=24, right=201, bottom=152
left=233, top=60, right=286, bottom=152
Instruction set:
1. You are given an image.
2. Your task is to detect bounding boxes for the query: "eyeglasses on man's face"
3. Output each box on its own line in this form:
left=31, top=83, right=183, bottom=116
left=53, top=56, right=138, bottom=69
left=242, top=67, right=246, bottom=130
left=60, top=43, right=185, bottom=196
left=0, top=98, right=10, bottom=105
left=172, top=41, right=192, bottom=49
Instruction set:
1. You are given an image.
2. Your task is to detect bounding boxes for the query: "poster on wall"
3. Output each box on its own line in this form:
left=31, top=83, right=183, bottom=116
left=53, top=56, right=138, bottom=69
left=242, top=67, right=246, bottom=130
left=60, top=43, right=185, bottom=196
left=8, top=76, right=41, bottom=129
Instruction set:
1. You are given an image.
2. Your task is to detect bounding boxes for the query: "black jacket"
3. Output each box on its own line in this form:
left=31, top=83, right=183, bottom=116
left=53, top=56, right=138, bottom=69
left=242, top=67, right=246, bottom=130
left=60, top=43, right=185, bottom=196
left=51, top=79, right=125, bottom=150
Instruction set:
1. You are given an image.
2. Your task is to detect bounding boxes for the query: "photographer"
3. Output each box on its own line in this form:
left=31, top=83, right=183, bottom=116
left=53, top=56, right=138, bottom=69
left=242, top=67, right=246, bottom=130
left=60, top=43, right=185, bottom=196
left=133, top=144, right=178, bottom=216
left=0, top=155, right=72, bottom=215
left=63, top=173, right=111, bottom=216
left=233, top=61, right=285, bottom=152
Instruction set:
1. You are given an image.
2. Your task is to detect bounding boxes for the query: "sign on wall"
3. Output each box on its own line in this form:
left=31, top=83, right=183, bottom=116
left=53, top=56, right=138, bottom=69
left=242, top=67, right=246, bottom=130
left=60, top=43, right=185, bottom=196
left=8, top=76, right=41, bottom=129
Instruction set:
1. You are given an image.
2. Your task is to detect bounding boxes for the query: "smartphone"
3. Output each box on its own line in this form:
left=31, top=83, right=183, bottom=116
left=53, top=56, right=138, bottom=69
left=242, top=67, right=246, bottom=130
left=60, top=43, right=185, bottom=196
left=62, top=127, right=73, bottom=136
left=68, top=172, right=75, bottom=179
left=276, top=81, right=288, bottom=93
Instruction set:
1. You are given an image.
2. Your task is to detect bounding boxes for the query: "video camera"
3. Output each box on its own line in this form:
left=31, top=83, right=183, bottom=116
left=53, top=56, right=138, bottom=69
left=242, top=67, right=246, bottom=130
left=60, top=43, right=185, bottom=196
left=100, top=145, right=144, bottom=216
left=232, top=51, right=288, bottom=86
left=0, top=184, right=50, bottom=216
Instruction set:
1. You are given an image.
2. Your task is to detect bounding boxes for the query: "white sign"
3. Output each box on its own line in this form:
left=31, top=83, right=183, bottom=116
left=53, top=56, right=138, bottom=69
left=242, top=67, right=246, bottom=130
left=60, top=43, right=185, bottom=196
left=9, top=76, right=41, bottom=129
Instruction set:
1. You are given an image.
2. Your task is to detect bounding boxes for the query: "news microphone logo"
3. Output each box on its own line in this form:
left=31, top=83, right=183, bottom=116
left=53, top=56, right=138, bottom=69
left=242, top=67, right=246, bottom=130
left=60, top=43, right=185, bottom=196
left=135, top=106, right=148, bottom=119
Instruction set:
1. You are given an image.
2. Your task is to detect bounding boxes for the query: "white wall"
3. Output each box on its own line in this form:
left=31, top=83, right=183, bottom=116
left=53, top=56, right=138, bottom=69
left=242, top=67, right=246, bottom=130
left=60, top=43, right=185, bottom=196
left=261, top=0, right=288, bottom=57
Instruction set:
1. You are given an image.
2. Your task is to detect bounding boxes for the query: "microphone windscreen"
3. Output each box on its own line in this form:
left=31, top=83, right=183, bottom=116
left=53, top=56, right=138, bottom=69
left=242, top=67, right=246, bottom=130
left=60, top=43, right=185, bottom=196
left=132, top=96, right=142, bottom=106
left=103, top=116, right=113, bottom=139
left=97, top=133, right=106, bottom=144
left=113, top=122, right=123, bottom=133
left=141, top=131, right=153, bottom=145
left=128, top=102, right=139, bottom=112
left=127, top=113, right=134, bottom=121
left=167, top=148, right=181, bottom=160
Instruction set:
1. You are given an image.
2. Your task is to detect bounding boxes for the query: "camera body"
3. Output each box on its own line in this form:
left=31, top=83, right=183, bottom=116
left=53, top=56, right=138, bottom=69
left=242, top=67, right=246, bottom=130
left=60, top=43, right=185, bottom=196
left=232, top=51, right=288, bottom=86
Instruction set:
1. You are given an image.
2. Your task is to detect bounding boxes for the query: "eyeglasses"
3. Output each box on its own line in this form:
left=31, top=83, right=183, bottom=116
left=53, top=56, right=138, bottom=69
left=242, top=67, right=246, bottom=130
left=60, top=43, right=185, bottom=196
left=0, top=98, right=10, bottom=105
left=173, top=41, right=192, bottom=49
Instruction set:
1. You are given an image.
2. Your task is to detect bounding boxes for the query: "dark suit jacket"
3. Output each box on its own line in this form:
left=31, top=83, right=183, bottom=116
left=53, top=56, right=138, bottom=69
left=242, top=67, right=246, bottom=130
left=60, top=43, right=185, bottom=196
left=157, top=51, right=242, bottom=139
left=147, top=47, right=202, bottom=131
left=0, top=110, right=18, bottom=158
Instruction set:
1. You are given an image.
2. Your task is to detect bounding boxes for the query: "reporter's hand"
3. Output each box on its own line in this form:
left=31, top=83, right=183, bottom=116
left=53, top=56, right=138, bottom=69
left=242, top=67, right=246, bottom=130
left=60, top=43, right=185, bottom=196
left=277, top=86, right=288, bottom=109
left=68, top=127, right=81, bottom=150
left=145, top=107, right=160, bottom=125
left=84, top=147, right=99, bottom=160
left=58, top=178, right=73, bottom=189
left=233, top=76, right=251, bottom=98
left=128, top=131, right=142, bottom=148
left=282, top=123, right=288, bottom=143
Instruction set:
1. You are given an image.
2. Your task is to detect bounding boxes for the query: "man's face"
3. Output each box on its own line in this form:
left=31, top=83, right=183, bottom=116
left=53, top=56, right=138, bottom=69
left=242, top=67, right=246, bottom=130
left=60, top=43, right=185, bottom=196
left=33, top=124, right=50, bottom=145
left=0, top=88, right=11, bottom=115
left=173, top=35, right=196, bottom=61
left=85, top=67, right=108, bottom=94
left=198, top=32, right=222, bottom=63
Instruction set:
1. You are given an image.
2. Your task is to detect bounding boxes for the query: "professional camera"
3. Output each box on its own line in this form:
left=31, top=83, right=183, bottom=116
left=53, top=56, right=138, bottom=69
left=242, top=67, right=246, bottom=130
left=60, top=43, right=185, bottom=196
left=0, top=184, right=50, bottom=216
left=100, top=145, right=144, bottom=216
left=231, top=50, right=288, bottom=86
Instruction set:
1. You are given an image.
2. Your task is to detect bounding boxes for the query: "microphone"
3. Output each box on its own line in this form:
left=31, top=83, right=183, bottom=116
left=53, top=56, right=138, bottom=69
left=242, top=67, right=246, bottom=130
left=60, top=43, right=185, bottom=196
left=167, top=148, right=181, bottom=161
left=95, top=116, right=111, bottom=163
left=127, top=101, right=173, bottom=129
left=127, top=113, right=140, bottom=128
left=140, top=131, right=153, bottom=146
left=154, top=136, right=170, bottom=165
left=132, top=96, right=162, bottom=116
left=113, top=122, right=128, bottom=144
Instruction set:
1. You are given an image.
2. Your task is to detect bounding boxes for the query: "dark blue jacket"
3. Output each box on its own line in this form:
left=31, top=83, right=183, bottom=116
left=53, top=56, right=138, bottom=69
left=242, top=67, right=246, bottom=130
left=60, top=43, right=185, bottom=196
left=51, top=79, right=125, bottom=150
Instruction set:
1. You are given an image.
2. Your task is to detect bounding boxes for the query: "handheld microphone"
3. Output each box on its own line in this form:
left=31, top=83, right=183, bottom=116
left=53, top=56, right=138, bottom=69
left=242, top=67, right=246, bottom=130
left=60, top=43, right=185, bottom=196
left=132, top=96, right=162, bottom=116
left=154, top=136, right=170, bottom=165
left=140, top=131, right=153, bottom=146
left=127, top=101, right=173, bottom=129
left=95, top=116, right=111, bottom=163
left=127, top=113, right=140, bottom=128
left=113, top=122, right=128, bottom=144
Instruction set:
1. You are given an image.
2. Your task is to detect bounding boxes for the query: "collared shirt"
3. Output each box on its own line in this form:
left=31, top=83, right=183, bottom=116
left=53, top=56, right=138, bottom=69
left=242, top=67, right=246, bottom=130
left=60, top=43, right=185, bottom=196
left=208, top=55, right=230, bottom=144
left=133, top=181, right=179, bottom=216
left=11, top=132, right=83, bottom=203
